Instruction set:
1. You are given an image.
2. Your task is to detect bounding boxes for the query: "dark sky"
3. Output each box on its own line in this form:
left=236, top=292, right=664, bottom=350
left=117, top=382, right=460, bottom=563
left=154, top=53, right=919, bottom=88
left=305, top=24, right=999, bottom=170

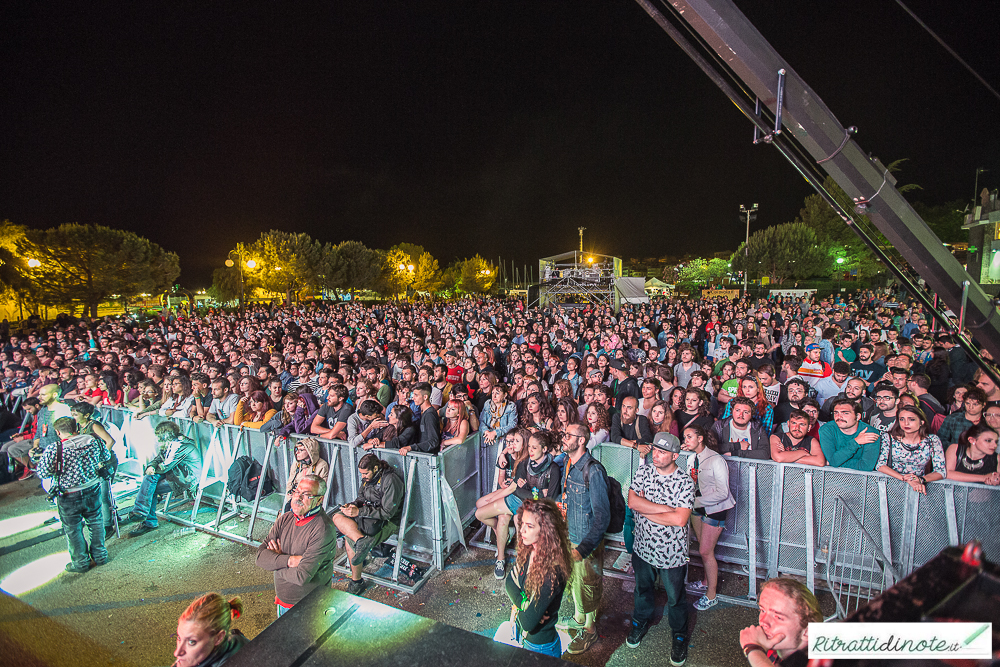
left=3, top=1, right=998, bottom=287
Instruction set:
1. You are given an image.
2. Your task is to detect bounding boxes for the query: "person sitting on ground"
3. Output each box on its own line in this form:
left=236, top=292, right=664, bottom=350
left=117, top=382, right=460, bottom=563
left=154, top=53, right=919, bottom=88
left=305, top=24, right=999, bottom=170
left=232, top=390, right=277, bottom=429
left=945, top=422, right=1000, bottom=485
left=332, top=454, right=404, bottom=595
left=768, top=409, right=826, bottom=466
left=739, top=577, right=821, bottom=667
left=282, top=437, right=329, bottom=513
left=123, top=421, right=202, bottom=538
left=257, top=474, right=337, bottom=615
left=876, top=405, right=946, bottom=495
left=504, top=498, right=573, bottom=658
left=819, top=398, right=880, bottom=471
left=172, top=592, right=248, bottom=667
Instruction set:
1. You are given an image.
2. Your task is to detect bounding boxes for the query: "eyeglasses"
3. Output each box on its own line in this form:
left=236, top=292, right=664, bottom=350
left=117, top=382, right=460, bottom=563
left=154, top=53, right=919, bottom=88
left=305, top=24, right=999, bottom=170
left=875, top=395, right=895, bottom=401
left=561, top=432, right=586, bottom=440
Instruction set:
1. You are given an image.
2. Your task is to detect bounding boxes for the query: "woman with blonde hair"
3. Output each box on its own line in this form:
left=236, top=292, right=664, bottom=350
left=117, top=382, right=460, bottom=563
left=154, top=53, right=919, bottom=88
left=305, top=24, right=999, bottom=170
left=505, top=498, right=573, bottom=657
left=173, top=592, right=248, bottom=667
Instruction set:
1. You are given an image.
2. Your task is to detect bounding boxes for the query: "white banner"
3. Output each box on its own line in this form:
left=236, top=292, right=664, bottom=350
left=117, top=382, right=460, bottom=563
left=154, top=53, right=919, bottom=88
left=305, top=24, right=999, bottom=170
left=808, top=622, right=992, bottom=660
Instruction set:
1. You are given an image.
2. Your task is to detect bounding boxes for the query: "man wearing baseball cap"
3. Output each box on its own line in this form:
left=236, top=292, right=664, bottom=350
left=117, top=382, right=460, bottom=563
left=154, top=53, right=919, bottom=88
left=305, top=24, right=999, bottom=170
left=625, top=432, right=695, bottom=664
left=797, top=343, right=832, bottom=387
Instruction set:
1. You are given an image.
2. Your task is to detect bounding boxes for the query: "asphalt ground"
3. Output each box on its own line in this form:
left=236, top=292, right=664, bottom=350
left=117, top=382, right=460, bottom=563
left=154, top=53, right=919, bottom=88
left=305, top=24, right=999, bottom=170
left=0, top=476, right=814, bottom=667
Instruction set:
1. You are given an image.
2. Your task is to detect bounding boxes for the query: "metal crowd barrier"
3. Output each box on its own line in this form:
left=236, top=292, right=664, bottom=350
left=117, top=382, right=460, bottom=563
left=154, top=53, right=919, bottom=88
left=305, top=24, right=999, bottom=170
left=589, top=442, right=1000, bottom=606
left=98, top=407, right=482, bottom=594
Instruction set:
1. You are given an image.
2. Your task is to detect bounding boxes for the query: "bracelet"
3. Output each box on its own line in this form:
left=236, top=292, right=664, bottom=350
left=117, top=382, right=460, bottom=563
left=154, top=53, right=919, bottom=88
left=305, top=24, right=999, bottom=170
left=742, top=643, right=765, bottom=657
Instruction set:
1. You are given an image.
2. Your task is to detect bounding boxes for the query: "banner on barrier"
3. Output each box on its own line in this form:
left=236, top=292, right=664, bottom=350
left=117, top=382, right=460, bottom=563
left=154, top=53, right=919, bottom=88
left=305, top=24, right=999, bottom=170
left=702, top=289, right=740, bottom=300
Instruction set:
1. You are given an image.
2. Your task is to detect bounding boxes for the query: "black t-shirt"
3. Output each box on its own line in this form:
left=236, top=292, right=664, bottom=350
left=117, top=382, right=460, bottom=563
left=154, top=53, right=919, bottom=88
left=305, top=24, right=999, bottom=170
left=316, top=402, right=353, bottom=429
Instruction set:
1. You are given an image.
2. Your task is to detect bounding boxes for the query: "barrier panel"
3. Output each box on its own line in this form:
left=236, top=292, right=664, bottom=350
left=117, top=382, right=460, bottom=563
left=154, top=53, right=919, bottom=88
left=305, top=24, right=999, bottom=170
left=589, top=442, right=1000, bottom=604
left=98, top=406, right=998, bottom=601
left=99, top=406, right=482, bottom=594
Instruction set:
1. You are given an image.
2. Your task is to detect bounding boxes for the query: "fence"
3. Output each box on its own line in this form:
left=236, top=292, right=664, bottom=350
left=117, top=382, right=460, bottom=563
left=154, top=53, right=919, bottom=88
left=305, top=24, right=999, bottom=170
left=99, top=407, right=483, bottom=594
left=588, top=442, right=1000, bottom=605
left=102, top=407, right=999, bottom=602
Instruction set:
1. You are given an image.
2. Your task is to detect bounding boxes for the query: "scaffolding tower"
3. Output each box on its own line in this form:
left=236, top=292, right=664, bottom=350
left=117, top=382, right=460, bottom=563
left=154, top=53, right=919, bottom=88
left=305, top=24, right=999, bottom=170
left=533, top=251, right=623, bottom=310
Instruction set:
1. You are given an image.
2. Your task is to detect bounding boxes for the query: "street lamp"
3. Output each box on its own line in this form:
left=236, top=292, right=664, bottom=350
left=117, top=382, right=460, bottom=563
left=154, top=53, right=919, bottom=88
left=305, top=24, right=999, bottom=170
left=740, top=203, right=759, bottom=293
left=225, top=243, right=256, bottom=309
left=26, top=258, right=40, bottom=268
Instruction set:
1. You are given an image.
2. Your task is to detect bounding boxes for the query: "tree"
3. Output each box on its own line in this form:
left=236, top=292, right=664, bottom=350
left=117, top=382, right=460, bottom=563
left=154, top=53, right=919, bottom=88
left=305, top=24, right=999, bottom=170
left=329, top=240, right=380, bottom=295
left=374, top=248, right=413, bottom=298
left=730, top=223, right=827, bottom=285
left=411, top=251, right=443, bottom=295
left=245, top=231, right=323, bottom=305
left=911, top=200, right=966, bottom=244
left=18, top=223, right=180, bottom=317
left=207, top=266, right=242, bottom=303
left=457, top=255, right=497, bottom=294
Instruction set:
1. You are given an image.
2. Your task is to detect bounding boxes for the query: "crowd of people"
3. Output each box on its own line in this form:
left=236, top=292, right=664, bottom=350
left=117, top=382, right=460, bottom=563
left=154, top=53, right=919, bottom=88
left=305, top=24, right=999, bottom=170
left=2, top=286, right=998, bottom=664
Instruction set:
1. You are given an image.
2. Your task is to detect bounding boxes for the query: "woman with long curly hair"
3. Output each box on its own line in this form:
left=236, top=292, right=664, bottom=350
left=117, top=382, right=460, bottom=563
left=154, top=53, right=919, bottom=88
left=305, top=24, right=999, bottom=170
left=520, top=392, right=554, bottom=432
left=505, top=498, right=573, bottom=657
left=583, top=401, right=610, bottom=450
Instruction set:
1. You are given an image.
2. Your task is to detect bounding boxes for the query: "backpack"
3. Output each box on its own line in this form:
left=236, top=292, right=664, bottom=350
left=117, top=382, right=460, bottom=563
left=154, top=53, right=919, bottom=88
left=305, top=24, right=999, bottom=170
left=583, top=459, right=627, bottom=535
left=226, top=455, right=273, bottom=502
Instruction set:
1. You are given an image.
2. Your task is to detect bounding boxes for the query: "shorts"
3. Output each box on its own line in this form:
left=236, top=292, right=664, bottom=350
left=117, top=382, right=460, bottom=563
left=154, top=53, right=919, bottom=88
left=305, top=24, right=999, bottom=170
left=504, top=494, right=523, bottom=514
left=346, top=520, right=399, bottom=567
left=569, top=541, right=604, bottom=615
left=693, top=507, right=729, bottom=528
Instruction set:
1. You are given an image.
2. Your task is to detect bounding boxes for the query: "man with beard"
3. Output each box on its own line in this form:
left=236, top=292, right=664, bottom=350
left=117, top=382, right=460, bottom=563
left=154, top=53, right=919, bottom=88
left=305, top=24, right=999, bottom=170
left=819, top=399, right=880, bottom=471
left=849, top=343, right=885, bottom=385
left=739, top=578, right=821, bottom=667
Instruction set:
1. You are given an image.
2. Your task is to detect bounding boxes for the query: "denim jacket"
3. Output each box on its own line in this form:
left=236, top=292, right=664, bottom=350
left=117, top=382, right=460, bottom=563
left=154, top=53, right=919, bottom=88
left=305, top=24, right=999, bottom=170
left=562, top=451, right=610, bottom=558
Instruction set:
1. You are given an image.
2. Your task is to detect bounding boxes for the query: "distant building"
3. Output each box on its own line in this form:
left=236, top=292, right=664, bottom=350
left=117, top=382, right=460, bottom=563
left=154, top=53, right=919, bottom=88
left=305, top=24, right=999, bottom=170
left=964, top=188, right=1000, bottom=288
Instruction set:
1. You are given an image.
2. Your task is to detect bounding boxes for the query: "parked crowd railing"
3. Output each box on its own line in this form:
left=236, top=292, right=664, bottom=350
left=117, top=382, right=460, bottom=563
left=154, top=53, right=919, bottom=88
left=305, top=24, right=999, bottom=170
left=98, top=406, right=483, bottom=594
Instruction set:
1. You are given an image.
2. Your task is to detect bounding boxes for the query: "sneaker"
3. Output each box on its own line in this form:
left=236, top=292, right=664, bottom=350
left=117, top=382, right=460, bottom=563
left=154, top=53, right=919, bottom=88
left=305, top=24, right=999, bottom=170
left=119, top=514, right=142, bottom=527
left=625, top=620, right=648, bottom=648
left=566, top=629, right=598, bottom=655
left=64, top=562, right=90, bottom=574
left=685, top=580, right=708, bottom=595
left=128, top=524, right=157, bottom=538
left=493, top=559, right=506, bottom=579
left=693, top=594, right=718, bottom=611
left=346, top=578, right=369, bottom=596
left=17, top=467, right=35, bottom=481
left=670, top=635, right=689, bottom=666
left=556, top=616, right=586, bottom=631
left=93, top=557, right=111, bottom=567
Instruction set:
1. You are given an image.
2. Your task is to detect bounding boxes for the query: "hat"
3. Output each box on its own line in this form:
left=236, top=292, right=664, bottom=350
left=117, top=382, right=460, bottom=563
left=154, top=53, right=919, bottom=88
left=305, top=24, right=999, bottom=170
left=805, top=343, right=820, bottom=352
left=651, top=432, right=681, bottom=453
left=609, top=359, right=627, bottom=372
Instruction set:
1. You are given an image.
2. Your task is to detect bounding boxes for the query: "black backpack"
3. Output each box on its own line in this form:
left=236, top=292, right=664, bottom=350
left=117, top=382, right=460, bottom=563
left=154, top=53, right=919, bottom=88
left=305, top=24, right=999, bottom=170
left=226, top=455, right=274, bottom=502
left=584, top=459, right=627, bottom=535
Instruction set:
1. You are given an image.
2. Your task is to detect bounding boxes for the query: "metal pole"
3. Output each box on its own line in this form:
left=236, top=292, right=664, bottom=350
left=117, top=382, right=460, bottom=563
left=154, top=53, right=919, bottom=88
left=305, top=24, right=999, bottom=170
left=959, top=280, right=970, bottom=332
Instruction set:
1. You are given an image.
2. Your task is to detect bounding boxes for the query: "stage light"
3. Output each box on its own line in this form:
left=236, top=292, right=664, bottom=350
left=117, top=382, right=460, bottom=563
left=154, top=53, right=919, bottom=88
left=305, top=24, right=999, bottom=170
left=1, top=551, right=71, bottom=596
left=0, top=511, right=59, bottom=539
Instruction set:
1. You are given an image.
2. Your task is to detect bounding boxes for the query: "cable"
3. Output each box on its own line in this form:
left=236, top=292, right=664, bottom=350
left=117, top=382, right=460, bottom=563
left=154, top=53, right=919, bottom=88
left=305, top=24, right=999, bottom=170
left=894, top=0, right=1000, bottom=104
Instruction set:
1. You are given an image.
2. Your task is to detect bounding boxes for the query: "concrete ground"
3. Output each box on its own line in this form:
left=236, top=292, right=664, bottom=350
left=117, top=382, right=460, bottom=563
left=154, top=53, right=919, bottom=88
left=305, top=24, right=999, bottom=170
left=0, top=477, right=793, bottom=667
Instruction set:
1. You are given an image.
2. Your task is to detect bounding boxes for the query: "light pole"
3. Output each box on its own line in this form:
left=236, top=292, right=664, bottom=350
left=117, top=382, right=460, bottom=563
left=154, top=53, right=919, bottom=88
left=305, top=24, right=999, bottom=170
left=225, top=243, right=256, bottom=309
left=740, top=203, right=758, bottom=293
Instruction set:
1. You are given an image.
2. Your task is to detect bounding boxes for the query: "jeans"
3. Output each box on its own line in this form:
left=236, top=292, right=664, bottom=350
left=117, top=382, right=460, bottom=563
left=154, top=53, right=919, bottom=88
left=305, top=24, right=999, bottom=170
left=632, top=552, right=688, bottom=636
left=132, top=473, right=173, bottom=528
left=58, top=484, right=107, bottom=567
left=100, top=477, right=113, bottom=527
left=522, top=635, right=562, bottom=657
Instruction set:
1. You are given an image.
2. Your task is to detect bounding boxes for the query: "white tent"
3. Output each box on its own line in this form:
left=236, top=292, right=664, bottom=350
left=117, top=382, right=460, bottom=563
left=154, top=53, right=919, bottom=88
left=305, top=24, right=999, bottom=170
left=616, top=277, right=649, bottom=304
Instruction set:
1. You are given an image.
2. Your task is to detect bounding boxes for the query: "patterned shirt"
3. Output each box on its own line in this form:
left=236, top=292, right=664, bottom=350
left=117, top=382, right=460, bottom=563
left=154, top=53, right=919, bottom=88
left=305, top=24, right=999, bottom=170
left=36, top=433, right=110, bottom=491
left=630, top=465, right=695, bottom=569
left=876, top=433, right=947, bottom=477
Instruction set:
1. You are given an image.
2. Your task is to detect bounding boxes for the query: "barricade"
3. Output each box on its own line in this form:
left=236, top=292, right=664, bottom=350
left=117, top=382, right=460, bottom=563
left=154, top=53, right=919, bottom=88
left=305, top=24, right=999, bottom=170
left=99, top=406, right=482, bottom=594
left=589, top=442, right=1000, bottom=606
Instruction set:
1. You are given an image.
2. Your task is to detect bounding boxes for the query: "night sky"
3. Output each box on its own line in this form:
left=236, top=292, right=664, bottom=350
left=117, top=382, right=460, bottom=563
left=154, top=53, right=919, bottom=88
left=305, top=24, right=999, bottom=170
left=3, top=1, right=998, bottom=287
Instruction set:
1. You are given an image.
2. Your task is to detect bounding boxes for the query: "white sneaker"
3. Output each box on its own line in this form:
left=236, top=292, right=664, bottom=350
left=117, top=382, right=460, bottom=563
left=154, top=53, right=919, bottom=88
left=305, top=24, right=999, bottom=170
left=693, top=594, right=718, bottom=611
